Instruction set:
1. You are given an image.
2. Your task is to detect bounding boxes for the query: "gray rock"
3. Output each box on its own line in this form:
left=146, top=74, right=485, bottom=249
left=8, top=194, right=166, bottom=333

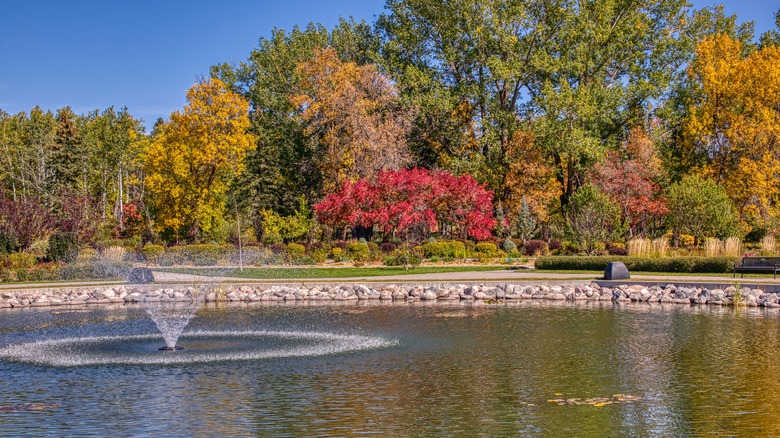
left=603, top=262, right=630, bottom=280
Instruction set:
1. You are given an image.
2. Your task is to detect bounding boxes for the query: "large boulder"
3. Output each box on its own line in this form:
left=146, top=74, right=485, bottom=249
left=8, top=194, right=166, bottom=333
left=604, top=262, right=630, bottom=280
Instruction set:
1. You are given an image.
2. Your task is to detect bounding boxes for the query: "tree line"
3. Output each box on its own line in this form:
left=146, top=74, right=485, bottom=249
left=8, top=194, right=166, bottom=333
left=2, top=1, right=780, bottom=255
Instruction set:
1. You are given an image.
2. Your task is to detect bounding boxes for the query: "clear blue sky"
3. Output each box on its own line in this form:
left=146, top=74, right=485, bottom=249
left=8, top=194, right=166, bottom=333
left=1, top=0, right=777, bottom=131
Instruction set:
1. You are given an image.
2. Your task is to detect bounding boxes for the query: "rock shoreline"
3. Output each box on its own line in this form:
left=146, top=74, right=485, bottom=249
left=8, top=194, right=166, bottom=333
left=1, top=282, right=779, bottom=309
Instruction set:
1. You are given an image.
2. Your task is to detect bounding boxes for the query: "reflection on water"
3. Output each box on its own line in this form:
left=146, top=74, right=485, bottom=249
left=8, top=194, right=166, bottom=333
left=1, top=301, right=780, bottom=436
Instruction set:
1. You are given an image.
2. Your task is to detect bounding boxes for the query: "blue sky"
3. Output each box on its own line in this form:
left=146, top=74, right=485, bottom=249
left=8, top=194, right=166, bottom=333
left=1, top=0, right=777, bottom=130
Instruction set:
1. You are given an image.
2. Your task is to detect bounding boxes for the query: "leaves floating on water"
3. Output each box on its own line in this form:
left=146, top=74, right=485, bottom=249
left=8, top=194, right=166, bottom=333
left=0, top=403, right=58, bottom=412
left=546, top=394, right=640, bottom=406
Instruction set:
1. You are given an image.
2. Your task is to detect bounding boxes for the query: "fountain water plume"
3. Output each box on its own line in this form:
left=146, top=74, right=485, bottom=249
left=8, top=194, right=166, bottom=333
left=142, top=288, right=205, bottom=350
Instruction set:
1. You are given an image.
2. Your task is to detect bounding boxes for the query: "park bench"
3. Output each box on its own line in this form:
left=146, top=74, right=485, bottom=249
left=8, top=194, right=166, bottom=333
left=733, top=257, right=780, bottom=279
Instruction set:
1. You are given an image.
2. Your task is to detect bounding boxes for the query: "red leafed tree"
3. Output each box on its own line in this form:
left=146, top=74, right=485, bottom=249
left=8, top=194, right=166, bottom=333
left=313, top=179, right=374, bottom=239
left=593, top=127, right=668, bottom=237
left=314, top=168, right=495, bottom=240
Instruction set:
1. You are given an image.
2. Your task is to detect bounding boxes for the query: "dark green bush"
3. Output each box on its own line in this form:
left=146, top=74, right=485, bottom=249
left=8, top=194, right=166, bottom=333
left=534, top=256, right=739, bottom=273
left=47, top=232, right=79, bottom=262
left=0, top=232, right=17, bottom=254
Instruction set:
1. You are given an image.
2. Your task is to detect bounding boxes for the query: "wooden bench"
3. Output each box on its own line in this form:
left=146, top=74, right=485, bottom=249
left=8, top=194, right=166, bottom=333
left=734, top=257, right=780, bottom=279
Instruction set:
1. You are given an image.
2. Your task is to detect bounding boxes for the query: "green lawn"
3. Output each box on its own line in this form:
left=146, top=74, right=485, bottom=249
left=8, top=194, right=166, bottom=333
left=157, top=265, right=509, bottom=279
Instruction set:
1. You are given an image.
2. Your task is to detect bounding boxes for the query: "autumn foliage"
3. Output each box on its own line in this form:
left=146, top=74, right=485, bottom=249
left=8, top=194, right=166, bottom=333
left=314, top=168, right=495, bottom=240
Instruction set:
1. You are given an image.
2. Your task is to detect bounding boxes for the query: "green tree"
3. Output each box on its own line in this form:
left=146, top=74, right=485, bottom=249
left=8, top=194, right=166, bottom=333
left=513, top=196, right=537, bottom=243
left=379, top=0, right=689, bottom=206
left=211, top=18, right=379, bottom=222
left=566, top=184, right=621, bottom=255
left=665, top=175, right=738, bottom=245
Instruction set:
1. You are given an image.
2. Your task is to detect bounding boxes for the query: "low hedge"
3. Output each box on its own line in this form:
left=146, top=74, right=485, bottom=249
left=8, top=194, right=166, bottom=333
left=59, top=261, right=133, bottom=280
left=422, top=241, right=467, bottom=258
left=535, top=256, right=740, bottom=273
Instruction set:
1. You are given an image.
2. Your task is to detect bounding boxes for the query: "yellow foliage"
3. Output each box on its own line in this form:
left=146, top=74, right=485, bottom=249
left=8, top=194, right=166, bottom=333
left=292, top=47, right=411, bottom=193
left=502, top=129, right=558, bottom=222
left=144, top=78, right=255, bottom=241
left=686, top=35, right=780, bottom=228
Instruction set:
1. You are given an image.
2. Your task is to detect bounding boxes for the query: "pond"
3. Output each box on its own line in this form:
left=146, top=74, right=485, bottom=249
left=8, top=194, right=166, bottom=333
left=1, top=300, right=779, bottom=436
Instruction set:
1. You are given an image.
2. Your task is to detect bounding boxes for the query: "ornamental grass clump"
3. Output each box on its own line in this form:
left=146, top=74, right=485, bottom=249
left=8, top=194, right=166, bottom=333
left=627, top=238, right=650, bottom=257
left=100, top=246, right=126, bottom=263
left=761, top=235, right=776, bottom=255
left=723, top=237, right=742, bottom=257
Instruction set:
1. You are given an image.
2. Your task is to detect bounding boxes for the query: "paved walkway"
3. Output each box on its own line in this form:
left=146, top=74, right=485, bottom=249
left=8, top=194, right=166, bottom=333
left=4, top=268, right=777, bottom=291
left=149, top=269, right=780, bottom=286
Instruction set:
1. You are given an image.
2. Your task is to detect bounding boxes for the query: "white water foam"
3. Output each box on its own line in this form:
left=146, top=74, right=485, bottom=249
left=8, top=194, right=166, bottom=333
left=0, top=330, right=397, bottom=367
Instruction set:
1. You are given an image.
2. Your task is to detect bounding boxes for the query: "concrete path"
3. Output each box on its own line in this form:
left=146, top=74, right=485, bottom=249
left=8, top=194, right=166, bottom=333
left=149, top=268, right=780, bottom=286
left=4, top=268, right=778, bottom=291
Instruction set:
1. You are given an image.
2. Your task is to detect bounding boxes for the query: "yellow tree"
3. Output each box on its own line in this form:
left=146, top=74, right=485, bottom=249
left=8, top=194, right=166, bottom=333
left=685, top=34, right=780, bottom=228
left=145, top=79, right=255, bottom=242
left=502, top=129, right=557, bottom=223
left=291, top=47, right=412, bottom=194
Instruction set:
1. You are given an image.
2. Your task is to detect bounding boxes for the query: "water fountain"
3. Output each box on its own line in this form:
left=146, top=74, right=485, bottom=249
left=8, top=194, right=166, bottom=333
left=142, top=289, right=205, bottom=350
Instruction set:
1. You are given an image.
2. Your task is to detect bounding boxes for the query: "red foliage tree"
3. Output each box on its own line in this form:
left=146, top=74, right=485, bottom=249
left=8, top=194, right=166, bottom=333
left=593, top=151, right=668, bottom=237
left=314, top=168, right=495, bottom=240
left=0, top=191, right=53, bottom=252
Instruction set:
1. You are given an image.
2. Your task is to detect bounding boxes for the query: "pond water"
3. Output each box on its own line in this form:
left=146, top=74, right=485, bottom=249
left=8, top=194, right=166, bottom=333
left=2, top=301, right=780, bottom=436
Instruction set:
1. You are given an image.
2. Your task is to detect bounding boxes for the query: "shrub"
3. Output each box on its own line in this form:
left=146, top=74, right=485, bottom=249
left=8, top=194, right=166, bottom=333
left=474, top=242, right=498, bottom=255
left=310, top=248, right=328, bottom=263
left=187, top=244, right=221, bottom=266
left=367, top=241, right=381, bottom=261
left=522, top=240, right=548, bottom=256
left=534, top=256, right=739, bottom=273
left=383, top=252, right=421, bottom=266
left=16, top=263, right=60, bottom=282
left=161, top=246, right=190, bottom=266
left=380, top=242, right=396, bottom=254
left=346, top=242, right=370, bottom=262
left=26, top=239, right=49, bottom=258
left=76, top=247, right=98, bottom=262
left=286, top=243, right=307, bottom=262
left=231, top=246, right=263, bottom=265
left=47, top=232, right=79, bottom=262
left=4, top=252, right=37, bottom=270
left=331, top=247, right=344, bottom=260
left=548, top=239, right=562, bottom=253
left=269, top=243, right=287, bottom=255
left=502, top=238, right=518, bottom=253
left=254, top=248, right=284, bottom=265
left=141, top=244, right=165, bottom=264
left=422, top=241, right=466, bottom=258
left=59, top=261, right=133, bottom=280
left=100, top=246, right=127, bottom=262
left=608, top=246, right=628, bottom=256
